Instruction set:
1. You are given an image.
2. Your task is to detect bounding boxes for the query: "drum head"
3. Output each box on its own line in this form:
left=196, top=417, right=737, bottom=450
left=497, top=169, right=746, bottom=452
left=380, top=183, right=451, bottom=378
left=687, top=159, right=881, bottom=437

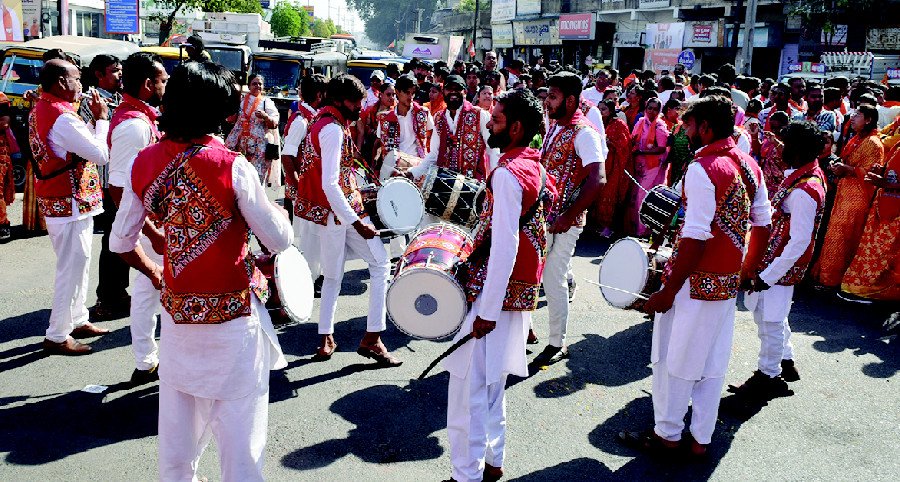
left=599, top=237, right=650, bottom=308
left=274, top=246, right=314, bottom=323
left=377, top=178, right=425, bottom=233
left=387, top=268, right=466, bottom=339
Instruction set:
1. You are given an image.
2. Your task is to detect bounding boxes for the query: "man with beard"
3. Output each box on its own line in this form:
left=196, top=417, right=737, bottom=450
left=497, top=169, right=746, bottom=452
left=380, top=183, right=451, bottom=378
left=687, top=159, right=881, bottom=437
left=107, top=51, right=168, bottom=384
left=296, top=74, right=402, bottom=366
left=803, top=83, right=838, bottom=135
left=620, top=96, right=771, bottom=457
left=408, top=74, right=496, bottom=224
left=110, top=61, right=292, bottom=480
left=482, top=50, right=506, bottom=92
left=534, top=72, right=606, bottom=366
left=445, top=89, right=556, bottom=482
left=32, top=59, right=112, bottom=355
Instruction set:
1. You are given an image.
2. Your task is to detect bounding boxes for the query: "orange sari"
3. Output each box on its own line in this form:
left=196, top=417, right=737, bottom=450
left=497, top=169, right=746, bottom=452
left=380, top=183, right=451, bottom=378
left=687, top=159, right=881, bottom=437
left=840, top=149, right=900, bottom=300
left=814, top=132, right=884, bottom=287
left=590, top=117, right=633, bottom=229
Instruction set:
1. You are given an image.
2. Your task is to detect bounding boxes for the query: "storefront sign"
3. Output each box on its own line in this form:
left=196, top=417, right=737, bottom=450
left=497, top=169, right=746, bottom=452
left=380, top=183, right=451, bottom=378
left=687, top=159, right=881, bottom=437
left=559, top=13, right=595, bottom=41
left=492, top=23, right=514, bottom=48
left=788, top=62, right=826, bottom=74
left=867, top=28, right=900, bottom=50
left=516, top=0, right=540, bottom=16
left=491, top=0, right=516, bottom=23
left=822, top=24, right=848, bottom=47
left=645, top=23, right=685, bottom=50
left=887, top=68, right=900, bottom=80
left=106, top=0, right=140, bottom=34
left=402, top=43, right=444, bottom=59
left=639, top=0, right=670, bottom=8
left=513, top=18, right=559, bottom=46
left=684, top=21, right=722, bottom=48
left=613, top=31, right=642, bottom=47
left=677, top=50, right=695, bottom=69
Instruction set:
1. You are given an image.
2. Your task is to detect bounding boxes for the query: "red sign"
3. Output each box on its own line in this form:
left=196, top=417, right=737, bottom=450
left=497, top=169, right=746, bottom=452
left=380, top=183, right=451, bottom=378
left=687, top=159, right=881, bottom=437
left=692, top=24, right=713, bottom=43
left=559, top=13, right=595, bottom=40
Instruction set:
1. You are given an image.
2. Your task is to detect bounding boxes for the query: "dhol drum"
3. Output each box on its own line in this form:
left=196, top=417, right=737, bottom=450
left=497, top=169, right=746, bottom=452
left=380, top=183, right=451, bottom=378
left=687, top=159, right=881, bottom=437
left=639, top=185, right=682, bottom=237
left=380, top=149, right=423, bottom=181
left=256, top=246, right=315, bottom=325
left=360, top=178, right=425, bottom=237
left=598, top=237, right=671, bottom=310
left=420, top=166, right=486, bottom=229
left=387, top=223, right=474, bottom=339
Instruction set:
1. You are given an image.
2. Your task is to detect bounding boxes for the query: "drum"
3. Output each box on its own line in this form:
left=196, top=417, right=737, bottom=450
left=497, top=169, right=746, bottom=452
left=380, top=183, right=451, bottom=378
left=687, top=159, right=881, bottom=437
left=360, top=178, right=425, bottom=237
left=420, top=166, right=486, bottom=229
left=380, top=149, right=423, bottom=181
left=598, top=237, right=671, bottom=310
left=257, top=246, right=314, bottom=325
left=387, top=223, right=474, bottom=339
left=639, top=185, right=682, bottom=237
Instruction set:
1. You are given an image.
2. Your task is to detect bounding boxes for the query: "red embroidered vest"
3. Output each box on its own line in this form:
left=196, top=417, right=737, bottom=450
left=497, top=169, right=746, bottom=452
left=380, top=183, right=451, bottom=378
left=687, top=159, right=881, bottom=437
left=464, top=147, right=557, bottom=311
left=293, top=106, right=366, bottom=225
left=663, top=137, right=762, bottom=301
left=435, top=101, right=488, bottom=180
left=376, top=103, right=430, bottom=157
left=107, top=94, right=160, bottom=147
left=759, top=161, right=827, bottom=285
left=131, top=137, right=268, bottom=324
left=285, top=103, right=317, bottom=139
left=540, top=113, right=593, bottom=227
left=29, top=93, right=103, bottom=218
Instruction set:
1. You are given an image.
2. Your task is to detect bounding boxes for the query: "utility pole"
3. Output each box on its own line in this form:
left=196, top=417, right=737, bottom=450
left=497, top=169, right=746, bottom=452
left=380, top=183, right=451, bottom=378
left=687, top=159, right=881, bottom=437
left=415, top=8, right=424, bottom=34
left=473, top=0, right=480, bottom=58
left=731, top=0, right=743, bottom=62
left=738, top=0, right=758, bottom=75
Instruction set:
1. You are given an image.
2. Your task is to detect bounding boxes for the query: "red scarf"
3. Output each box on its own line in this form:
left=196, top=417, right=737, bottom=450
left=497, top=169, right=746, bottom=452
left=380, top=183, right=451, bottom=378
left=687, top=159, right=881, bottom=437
left=239, top=94, right=263, bottom=137
left=119, top=93, right=160, bottom=138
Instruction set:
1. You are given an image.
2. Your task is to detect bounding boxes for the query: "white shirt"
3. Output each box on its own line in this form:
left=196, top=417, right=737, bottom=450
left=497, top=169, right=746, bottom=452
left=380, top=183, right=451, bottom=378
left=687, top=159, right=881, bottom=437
left=735, top=129, right=752, bottom=155
left=583, top=105, right=610, bottom=162
left=376, top=105, right=435, bottom=156
left=411, top=106, right=496, bottom=179
left=45, top=112, right=110, bottom=224
left=477, top=167, right=521, bottom=321
left=581, top=86, right=605, bottom=106
left=362, top=87, right=379, bottom=111
left=319, top=123, right=361, bottom=226
left=758, top=182, right=817, bottom=286
left=877, top=103, right=900, bottom=129
left=110, top=156, right=292, bottom=400
left=679, top=152, right=771, bottom=241
left=282, top=112, right=309, bottom=158
left=108, top=118, right=153, bottom=188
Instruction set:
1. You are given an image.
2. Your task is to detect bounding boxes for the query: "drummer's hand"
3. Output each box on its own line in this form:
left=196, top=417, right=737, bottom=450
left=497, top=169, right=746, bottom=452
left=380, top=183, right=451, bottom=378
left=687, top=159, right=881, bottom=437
left=549, top=212, right=574, bottom=234
left=353, top=220, right=378, bottom=239
left=472, top=316, right=496, bottom=339
left=644, top=287, right=676, bottom=314
left=750, top=275, right=771, bottom=293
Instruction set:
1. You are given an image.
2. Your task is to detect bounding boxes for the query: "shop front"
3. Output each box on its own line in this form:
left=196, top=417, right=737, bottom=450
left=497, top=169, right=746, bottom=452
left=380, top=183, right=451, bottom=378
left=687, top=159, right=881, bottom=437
left=558, top=12, right=596, bottom=72
left=613, top=30, right=643, bottom=75
left=512, top=17, right=561, bottom=65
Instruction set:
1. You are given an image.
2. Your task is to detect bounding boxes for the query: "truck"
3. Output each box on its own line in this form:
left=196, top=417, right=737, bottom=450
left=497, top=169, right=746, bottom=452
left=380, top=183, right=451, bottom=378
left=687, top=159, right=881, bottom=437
left=191, top=12, right=269, bottom=84
left=401, top=34, right=465, bottom=64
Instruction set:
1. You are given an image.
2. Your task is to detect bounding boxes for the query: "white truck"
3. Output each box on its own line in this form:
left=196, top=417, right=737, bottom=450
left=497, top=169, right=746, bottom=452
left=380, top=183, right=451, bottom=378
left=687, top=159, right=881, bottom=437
left=402, top=34, right=465, bottom=63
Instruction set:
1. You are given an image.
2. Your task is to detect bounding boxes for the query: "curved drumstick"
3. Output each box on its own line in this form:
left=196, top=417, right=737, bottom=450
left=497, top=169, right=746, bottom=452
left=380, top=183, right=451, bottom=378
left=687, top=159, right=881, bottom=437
left=417, top=333, right=474, bottom=380
left=583, top=279, right=649, bottom=300
left=623, top=169, right=651, bottom=194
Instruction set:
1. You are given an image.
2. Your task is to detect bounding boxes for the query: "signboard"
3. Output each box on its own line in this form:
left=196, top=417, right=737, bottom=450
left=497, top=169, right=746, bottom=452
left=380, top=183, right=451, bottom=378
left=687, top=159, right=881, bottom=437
left=491, top=0, right=515, bottom=23
left=639, top=0, right=670, bottom=8
left=867, top=28, right=900, bottom=50
left=402, top=43, right=444, bottom=60
left=613, top=31, right=641, bottom=47
left=492, top=23, right=514, bottom=48
left=105, top=0, right=140, bottom=34
left=788, top=62, right=826, bottom=74
left=559, top=13, right=595, bottom=41
left=644, top=23, right=684, bottom=72
left=677, top=50, right=695, bottom=69
left=887, top=68, right=900, bottom=80
left=724, top=25, right=775, bottom=48
left=0, top=0, right=25, bottom=40
left=684, top=21, right=722, bottom=48
left=516, top=0, right=540, bottom=16
left=513, top=18, right=559, bottom=46
left=822, top=24, right=848, bottom=47
left=21, top=0, right=40, bottom=39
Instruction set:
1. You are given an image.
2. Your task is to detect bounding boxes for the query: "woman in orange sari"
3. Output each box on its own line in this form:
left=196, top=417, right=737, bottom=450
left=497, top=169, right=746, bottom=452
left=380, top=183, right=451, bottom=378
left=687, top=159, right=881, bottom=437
left=590, top=98, right=633, bottom=235
left=840, top=148, right=900, bottom=300
left=814, top=104, right=884, bottom=288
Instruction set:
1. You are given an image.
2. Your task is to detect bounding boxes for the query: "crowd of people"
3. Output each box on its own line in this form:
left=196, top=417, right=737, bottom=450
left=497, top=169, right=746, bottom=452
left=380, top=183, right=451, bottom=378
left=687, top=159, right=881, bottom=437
left=5, top=45, right=899, bottom=482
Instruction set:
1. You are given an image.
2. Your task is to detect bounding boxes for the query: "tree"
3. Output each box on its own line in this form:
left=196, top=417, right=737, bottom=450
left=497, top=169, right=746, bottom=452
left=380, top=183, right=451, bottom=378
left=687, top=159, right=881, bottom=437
left=788, top=0, right=884, bottom=48
left=270, top=2, right=311, bottom=38
left=346, top=0, right=440, bottom=47
left=151, top=0, right=264, bottom=45
left=456, top=0, right=490, bottom=13
left=311, top=18, right=337, bottom=38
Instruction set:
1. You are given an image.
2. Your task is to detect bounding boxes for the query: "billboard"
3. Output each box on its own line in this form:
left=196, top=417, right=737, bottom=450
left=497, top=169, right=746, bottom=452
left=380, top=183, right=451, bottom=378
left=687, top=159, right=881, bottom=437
left=0, top=0, right=25, bottom=41
left=559, top=13, right=595, bottom=41
left=644, top=23, right=684, bottom=72
left=513, top=18, right=559, bottom=46
left=492, top=23, right=513, bottom=48
left=21, top=0, right=39, bottom=39
left=516, top=0, right=539, bottom=16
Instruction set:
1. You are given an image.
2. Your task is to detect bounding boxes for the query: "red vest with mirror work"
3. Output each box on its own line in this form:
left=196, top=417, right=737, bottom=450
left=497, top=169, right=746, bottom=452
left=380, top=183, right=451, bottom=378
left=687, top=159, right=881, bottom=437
left=377, top=102, right=430, bottom=157
left=434, top=101, right=488, bottom=181
left=540, top=111, right=593, bottom=227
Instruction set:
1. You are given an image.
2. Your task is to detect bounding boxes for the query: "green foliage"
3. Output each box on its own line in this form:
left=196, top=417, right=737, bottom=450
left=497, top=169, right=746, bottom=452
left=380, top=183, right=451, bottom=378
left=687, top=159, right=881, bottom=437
left=270, top=2, right=312, bottom=37
left=456, top=0, right=489, bottom=13
left=311, top=18, right=336, bottom=38
left=788, top=0, right=882, bottom=33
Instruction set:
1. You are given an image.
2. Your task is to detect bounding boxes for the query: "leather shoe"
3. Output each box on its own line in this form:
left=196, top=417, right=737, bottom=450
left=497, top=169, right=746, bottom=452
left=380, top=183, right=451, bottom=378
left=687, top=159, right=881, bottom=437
left=71, top=322, right=111, bottom=338
left=781, top=359, right=800, bottom=382
left=484, top=463, right=504, bottom=482
left=131, top=364, right=160, bottom=385
left=531, top=345, right=568, bottom=366
left=42, top=337, right=92, bottom=355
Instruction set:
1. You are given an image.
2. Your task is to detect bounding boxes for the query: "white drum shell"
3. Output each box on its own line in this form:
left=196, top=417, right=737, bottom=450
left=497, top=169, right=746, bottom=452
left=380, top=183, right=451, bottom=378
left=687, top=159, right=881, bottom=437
left=376, top=178, right=425, bottom=234
left=598, top=237, right=651, bottom=309
left=387, top=267, right=467, bottom=340
left=274, top=246, right=314, bottom=323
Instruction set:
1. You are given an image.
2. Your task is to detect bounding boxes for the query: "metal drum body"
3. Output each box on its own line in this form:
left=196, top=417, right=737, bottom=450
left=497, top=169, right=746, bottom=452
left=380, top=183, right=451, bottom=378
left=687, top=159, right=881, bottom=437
left=639, top=184, right=682, bottom=236
left=420, top=166, right=486, bottom=229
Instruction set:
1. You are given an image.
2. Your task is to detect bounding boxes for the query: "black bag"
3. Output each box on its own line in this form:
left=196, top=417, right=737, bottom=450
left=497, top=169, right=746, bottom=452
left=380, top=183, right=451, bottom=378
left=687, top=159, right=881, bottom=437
left=265, top=142, right=280, bottom=161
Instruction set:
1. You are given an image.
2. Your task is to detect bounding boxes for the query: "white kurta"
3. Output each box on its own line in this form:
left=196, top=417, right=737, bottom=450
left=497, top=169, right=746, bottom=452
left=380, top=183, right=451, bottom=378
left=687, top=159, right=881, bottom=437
left=409, top=106, right=498, bottom=179
left=282, top=104, right=321, bottom=279
left=376, top=105, right=435, bottom=156
left=444, top=167, right=529, bottom=482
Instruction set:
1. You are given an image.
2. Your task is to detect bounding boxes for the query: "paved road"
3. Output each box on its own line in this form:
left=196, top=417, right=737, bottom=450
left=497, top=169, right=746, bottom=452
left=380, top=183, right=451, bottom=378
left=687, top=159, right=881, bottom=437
left=1, top=194, right=898, bottom=481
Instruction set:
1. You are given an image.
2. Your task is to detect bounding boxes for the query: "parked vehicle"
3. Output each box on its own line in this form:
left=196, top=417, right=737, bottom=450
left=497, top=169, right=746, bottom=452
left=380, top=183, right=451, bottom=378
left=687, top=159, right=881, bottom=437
left=347, top=59, right=405, bottom=88
left=250, top=49, right=312, bottom=131
left=140, top=45, right=186, bottom=73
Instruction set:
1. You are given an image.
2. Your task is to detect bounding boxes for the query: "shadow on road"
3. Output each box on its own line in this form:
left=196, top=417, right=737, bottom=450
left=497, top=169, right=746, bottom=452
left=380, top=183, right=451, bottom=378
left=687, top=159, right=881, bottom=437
left=280, top=373, right=447, bottom=471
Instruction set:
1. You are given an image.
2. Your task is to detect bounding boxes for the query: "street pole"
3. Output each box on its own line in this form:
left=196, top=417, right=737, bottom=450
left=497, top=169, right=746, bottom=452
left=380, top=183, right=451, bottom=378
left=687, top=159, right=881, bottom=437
left=473, top=0, right=479, bottom=58
left=739, top=0, right=758, bottom=75
left=731, top=0, right=743, bottom=63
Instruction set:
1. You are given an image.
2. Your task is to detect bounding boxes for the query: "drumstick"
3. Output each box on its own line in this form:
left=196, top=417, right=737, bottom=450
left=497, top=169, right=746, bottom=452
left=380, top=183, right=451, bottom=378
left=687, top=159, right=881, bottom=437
left=417, top=333, right=474, bottom=380
left=583, top=279, right=649, bottom=300
left=376, top=227, right=416, bottom=234
left=623, top=169, right=651, bottom=194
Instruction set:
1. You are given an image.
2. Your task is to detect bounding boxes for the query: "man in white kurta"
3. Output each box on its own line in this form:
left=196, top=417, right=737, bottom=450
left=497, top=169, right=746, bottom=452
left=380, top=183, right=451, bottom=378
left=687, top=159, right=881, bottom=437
left=282, top=98, right=321, bottom=282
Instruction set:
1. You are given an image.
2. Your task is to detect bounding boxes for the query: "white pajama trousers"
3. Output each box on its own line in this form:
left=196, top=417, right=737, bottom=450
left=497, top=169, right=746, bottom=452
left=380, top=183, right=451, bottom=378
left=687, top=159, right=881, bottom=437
left=158, top=380, right=269, bottom=482
left=45, top=216, right=94, bottom=343
left=447, top=336, right=508, bottom=482
left=130, top=272, right=160, bottom=371
left=292, top=217, right=322, bottom=280
left=318, top=222, right=389, bottom=334
left=751, top=286, right=796, bottom=378
left=542, top=226, right=583, bottom=347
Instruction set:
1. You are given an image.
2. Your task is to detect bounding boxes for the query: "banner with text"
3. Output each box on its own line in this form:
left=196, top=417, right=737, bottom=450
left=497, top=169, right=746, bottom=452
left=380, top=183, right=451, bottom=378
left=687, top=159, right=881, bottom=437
left=644, top=23, right=684, bottom=72
left=492, top=23, right=514, bottom=48
left=491, top=0, right=515, bottom=23
left=105, top=0, right=140, bottom=34
left=513, top=18, right=559, bottom=46
left=516, top=0, right=540, bottom=16
left=559, top=13, right=595, bottom=41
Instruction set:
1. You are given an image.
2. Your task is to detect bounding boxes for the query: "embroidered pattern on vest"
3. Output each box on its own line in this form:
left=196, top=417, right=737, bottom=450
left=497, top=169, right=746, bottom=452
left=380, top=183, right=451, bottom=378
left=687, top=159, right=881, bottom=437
left=762, top=174, right=825, bottom=285
left=715, top=176, right=751, bottom=251
left=541, top=123, right=587, bottom=226
left=689, top=271, right=741, bottom=301
left=437, top=108, right=484, bottom=177
left=143, top=148, right=232, bottom=278
left=162, top=286, right=252, bottom=324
